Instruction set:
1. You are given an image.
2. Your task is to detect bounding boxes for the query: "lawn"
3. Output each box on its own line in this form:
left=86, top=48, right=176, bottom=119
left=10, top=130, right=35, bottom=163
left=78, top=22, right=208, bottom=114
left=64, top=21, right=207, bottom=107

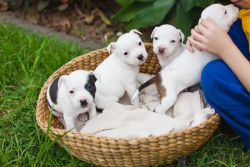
left=0, top=23, right=249, bottom=167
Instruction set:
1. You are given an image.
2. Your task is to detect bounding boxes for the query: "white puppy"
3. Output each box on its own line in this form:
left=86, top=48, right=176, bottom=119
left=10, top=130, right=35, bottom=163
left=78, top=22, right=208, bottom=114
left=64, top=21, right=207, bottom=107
left=46, top=70, right=97, bottom=132
left=151, top=24, right=186, bottom=68
left=128, top=25, right=186, bottom=109
left=95, top=29, right=148, bottom=109
left=133, top=4, right=239, bottom=114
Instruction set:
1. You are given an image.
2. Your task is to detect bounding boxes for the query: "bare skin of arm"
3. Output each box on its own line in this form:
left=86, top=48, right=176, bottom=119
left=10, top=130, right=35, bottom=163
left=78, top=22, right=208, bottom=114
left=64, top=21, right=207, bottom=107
left=186, top=18, right=250, bottom=94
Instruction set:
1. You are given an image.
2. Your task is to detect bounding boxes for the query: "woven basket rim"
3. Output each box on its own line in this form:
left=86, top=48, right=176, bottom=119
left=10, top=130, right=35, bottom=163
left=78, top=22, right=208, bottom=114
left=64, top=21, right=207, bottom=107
left=36, top=42, right=220, bottom=142
left=37, top=114, right=220, bottom=141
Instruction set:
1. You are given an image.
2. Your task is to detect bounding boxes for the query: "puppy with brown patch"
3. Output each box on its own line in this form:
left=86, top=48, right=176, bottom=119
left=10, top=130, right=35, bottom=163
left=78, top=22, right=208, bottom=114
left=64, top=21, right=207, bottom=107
left=132, top=4, right=239, bottom=114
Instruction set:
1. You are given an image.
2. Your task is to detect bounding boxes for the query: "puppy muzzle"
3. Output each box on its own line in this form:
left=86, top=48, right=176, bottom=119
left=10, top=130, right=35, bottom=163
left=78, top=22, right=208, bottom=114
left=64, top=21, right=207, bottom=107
left=137, top=54, right=144, bottom=61
left=229, top=4, right=239, bottom=12
left=158, top=47, right=165, bottom=55
left=80, top=99, right=88, bottom=107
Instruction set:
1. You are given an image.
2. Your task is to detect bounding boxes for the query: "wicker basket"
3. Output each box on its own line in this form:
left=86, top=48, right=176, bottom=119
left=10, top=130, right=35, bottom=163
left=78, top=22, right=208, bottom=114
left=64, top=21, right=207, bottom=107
left=36, top=43, right=221, bottom=167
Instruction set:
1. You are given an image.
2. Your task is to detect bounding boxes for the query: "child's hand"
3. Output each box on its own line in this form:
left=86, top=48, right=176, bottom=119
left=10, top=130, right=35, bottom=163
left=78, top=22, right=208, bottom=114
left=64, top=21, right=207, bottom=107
left=186, top=17, right=234, bottom=59
left=187, top=17, right=250, bottom=94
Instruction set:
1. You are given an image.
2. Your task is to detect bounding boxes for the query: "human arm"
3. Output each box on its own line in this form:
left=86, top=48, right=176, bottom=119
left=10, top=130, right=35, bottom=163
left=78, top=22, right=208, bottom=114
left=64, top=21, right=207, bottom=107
left=186, top=18, right=250, bottom=94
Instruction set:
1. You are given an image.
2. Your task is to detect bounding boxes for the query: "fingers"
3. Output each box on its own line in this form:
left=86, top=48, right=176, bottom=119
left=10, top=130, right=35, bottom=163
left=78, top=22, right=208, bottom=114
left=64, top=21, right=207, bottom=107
left=186, top=26, right=205, bottom=53
left=195, top=24, right=207, bottom=35
left=186, top=36, right=194, bottom=53
left=191, top=28, right=206, bottom=43
left=186, top=17, right=219, bottom=53
left=200, top=19, right=209, bottom=29
left=200, top=17, right=218, bottom=29
left=206, top=17, right=224, bottom=31
left=194, top=26, right=200, bottom=33
left=187, top=36, right=206, bottom=51
left=200, top=18, right=214, bottom=29
left=206, top=17, right=216, bottom=25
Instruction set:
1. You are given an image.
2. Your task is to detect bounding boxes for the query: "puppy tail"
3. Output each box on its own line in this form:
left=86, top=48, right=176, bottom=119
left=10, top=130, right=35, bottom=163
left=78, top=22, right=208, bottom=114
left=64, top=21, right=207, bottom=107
left=132, top=90, right=139, bottom=101
left=139, top=74, right=160, bottom=91
left=132, top=74, right=160, bottom=100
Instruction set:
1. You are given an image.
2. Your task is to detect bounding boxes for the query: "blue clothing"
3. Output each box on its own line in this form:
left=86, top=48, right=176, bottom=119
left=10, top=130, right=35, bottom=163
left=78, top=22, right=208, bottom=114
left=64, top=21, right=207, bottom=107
left=201, top=18, right=250, bottom=149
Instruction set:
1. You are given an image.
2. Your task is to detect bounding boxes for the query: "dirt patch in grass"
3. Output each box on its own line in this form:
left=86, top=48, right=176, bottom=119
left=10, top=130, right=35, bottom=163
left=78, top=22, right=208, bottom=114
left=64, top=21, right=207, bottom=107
left=2, top=0, right=153, bottom=45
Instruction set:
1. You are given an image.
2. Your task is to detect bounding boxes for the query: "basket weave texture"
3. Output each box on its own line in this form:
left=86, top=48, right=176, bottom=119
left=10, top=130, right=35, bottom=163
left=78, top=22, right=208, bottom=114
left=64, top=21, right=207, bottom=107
left=36, top=43, right=221, bottom=167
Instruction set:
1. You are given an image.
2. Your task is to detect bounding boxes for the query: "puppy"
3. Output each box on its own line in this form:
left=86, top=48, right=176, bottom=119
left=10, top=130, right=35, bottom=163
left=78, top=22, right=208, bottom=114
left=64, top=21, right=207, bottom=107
left=151, top=24, right=186, bottom=68
left=95, top=29, right=148, bottom=109
left=133, top=4, right=239, bottom=114
left=46, top=70, right=97, bottom=132
left=131, top=25, right=186, bottom=102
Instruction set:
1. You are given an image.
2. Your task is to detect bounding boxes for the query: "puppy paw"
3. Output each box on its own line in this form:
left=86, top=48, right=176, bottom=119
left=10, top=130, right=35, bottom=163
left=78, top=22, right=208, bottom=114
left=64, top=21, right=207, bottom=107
left=131, top=97, right=140, bottom=106
left=154, top=105, right=167, bottom=115
left=131, top=90, right=139, bottom=101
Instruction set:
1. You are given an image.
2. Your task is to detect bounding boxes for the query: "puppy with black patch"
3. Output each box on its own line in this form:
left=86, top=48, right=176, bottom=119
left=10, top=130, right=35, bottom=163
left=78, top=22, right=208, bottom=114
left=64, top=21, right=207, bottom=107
left=95, top=29, right=148, bottom=109
left=151, top=24, right=186, bottom=68
left=46, top=70, right=97, bottom=132
left=132, top=4, right=239, bottom=114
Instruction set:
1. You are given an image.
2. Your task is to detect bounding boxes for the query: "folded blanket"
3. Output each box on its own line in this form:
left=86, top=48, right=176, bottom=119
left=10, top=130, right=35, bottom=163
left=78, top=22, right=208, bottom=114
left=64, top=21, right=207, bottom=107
left=81, top=89, right=215, bottom=138
left=81, top=103, right=193, bottom=138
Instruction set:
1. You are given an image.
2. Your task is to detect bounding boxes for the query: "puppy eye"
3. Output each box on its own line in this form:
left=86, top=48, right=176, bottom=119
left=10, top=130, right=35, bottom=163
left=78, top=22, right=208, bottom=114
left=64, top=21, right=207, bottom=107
left=224, top=10, right=227, bottom=15
left=69, top=90, right=74, bottom=94
left=86, top=84, right=92, bottom=90
left=138, top=42, right=142, bottom=46
left=124, top=51, right=128, bottom=55
left=154, top=37, right=158, bottom=40
left=170, top=40, right=176, bottom=43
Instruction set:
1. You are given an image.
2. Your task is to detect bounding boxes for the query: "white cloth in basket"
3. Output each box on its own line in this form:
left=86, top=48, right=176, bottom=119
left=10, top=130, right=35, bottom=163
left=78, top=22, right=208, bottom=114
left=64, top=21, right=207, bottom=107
left=80, top=90, right=215, bottom=138
left=80, top=103, right=192, bottom=138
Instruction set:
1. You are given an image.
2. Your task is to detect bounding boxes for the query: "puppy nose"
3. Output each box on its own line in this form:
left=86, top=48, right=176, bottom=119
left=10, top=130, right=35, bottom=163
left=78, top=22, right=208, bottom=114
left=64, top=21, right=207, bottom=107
left=137, top=54, right=144, bottom=61
left=158, top=47, right=165, bottom=54
left=80, top=99, right=88, bottom=106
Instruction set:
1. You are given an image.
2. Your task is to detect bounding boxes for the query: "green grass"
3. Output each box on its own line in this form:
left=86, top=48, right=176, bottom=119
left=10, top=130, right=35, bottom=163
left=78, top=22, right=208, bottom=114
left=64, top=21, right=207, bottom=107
left=0, top=23, right=249, bottom=167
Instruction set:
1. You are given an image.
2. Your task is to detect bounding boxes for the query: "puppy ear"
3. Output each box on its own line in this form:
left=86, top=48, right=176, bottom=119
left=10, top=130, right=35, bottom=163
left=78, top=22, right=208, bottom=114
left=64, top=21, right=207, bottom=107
left=107, top=42, right=116, bottom=54
left=151, top=26, right=158, bottom=39
left=93, top=71, right=101, bottom=83
left=49, top=76, right=61, bottom=104
left=88, top=71, right=97, bottom=83
left=58, top=75, right=67, bottom=88
left=130, top=29, right=142, bottom=35
left=178, top=29, right=185, bottom=42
